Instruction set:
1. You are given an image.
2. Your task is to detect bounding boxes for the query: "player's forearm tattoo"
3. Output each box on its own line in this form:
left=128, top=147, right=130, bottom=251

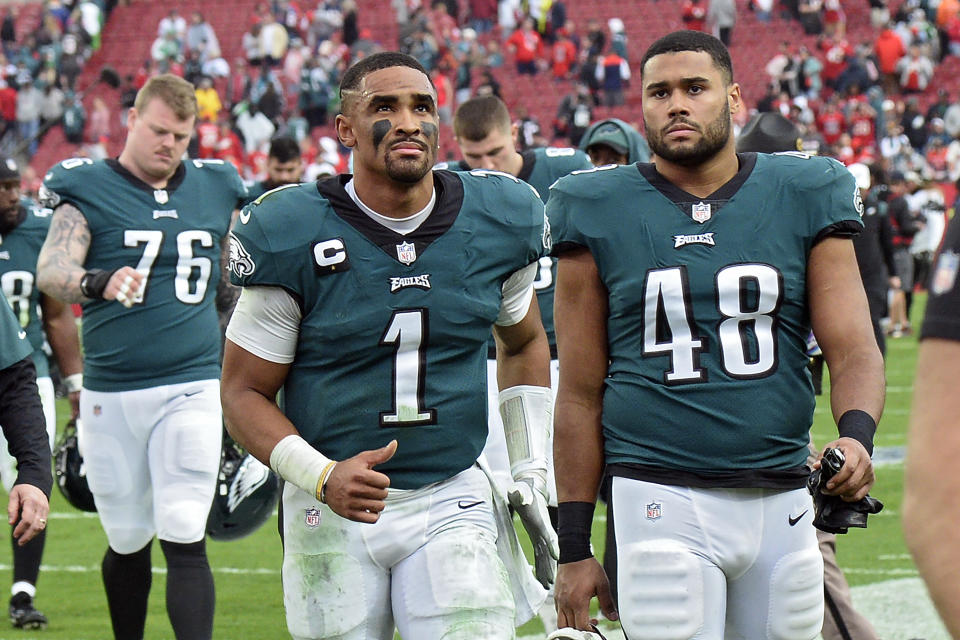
left=36, top=203, right=91, bottom=303
left=215, top=233, right=239, bottom=316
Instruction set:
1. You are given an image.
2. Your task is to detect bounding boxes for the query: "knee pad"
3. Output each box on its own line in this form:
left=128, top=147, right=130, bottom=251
left=767, top=547, right=823, bottom=640
left=618, top=539, right=704, bottom=640
left=156, top=497, right=211, bottom=544
left=106, top=526, right=155, bottom=555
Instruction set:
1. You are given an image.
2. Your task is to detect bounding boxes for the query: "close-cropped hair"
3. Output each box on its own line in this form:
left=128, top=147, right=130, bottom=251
left=640, top=30, right=734, bottom=85
left=453, top=95, right=511, bottom=141
left=339, top=51, right=434, bottom=104
left=134, top=74, right=199, bottom=121
left=268, top=136, right=301, bottom=162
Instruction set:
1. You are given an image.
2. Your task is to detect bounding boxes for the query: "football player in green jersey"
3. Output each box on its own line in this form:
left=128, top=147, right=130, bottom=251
left=904, top=212, right=960, bottom=638
left=549, top=31, right=885, bottom=640
left=242, top=135, right=305, bottom=206
left=36, top=74, right=247, bottom=640
left=0, top=299, right=51, bottom=551
left=0, top=156, right=82, bottom=629
left=444, top=95, right=592, bottom=632
left=221, top=52, right=555, bottom=640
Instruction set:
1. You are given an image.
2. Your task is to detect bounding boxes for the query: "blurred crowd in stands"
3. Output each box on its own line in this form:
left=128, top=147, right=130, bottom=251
left=1, top=0, right=958, bottom=307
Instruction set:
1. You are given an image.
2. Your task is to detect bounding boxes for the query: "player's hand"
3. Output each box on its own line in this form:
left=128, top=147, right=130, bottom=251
left=324, top=440, right=397, bottom=524
left=104, top=267, right=145, bottom=308
left=814, top=437, right=875, bottom=501
left=7, top=484, right=49, bottom=546
left=68, top=391, right=80, bottom=420
left=889, top=275, right=902, bottom=290
left=555, top=557, right=617, bottom=631
left=508, top=478, right=559, bottom=588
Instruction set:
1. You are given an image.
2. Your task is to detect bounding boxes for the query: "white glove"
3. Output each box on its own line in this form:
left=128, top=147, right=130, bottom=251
left=508, top=478, right=559, bottom=589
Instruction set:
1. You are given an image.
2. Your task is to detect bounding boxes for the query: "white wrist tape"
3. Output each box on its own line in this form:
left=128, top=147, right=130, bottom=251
left=269, top=434, right=336, bottom=502
left=499, top=385, right=553, bottom=492
left=64, top=373, right=83, bottom=394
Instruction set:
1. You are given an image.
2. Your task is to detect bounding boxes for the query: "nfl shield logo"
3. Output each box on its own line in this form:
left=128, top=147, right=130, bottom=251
left=304, top=507, right=321, bottom=528
left=154, top=189, right=169, bottom=204
left=931, top=251, right=959, bottom=296
left=692, top=202, right=711, bottom=223
left=396, top=241, right=417, bottom=265
left=645, top=501, right=662, bottom=521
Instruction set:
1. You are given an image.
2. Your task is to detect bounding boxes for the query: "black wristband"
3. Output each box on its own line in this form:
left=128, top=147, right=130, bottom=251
left=837, top=410, right=876, bottom=456
left=557, top=501, right=595, bottom=564
left=80, top=269, right=115, bottom=299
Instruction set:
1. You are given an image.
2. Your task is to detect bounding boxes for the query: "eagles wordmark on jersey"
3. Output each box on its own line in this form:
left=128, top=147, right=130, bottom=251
left=40, top=157, right=247, bottom=391
left=230, top=170, right=549, bottom=489
left=548, top=152, right=863, bottom=481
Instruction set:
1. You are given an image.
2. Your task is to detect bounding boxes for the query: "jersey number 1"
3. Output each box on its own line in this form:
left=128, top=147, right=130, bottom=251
left=379, top=309, right=438, bottom=426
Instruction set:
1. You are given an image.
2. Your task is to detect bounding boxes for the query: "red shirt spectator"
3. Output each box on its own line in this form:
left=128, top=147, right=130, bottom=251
left=506, top=18, right=544, bottom=74
left=874, top=26, right=906, bottom=75
left=849, top=111, right=876, bottom=153
left=196, top=120, right=220, bottom=158
left=552, top=35, right=577, bottom=79
left=817, top=103, right=846, bottom=146
left=247, top=147, right=268, bottom=181
left=214, top=122, right=245, bottom=171
left=0, top=81, right=16, bottom=123
left=682, top=0, right=708, bottom=31
left=820, top=37, right=852, bottom=86
left=431, top=67, right=453, bottom=123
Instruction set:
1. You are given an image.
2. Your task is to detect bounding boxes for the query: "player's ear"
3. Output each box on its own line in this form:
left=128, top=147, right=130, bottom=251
left=336, top=113, right=357, bottom=149
left=728, top=82, right=743, bottom=116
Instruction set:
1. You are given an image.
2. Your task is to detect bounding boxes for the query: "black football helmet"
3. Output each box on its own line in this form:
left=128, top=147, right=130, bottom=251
left=207, top=438, right=281, bottom=541
left=54, top=418, right=97, bottom=512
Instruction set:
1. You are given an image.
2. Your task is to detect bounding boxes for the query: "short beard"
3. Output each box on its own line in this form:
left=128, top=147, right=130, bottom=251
left=646, top=101, right=732, bottom=167
left=384, top=154, right=432, bottom=183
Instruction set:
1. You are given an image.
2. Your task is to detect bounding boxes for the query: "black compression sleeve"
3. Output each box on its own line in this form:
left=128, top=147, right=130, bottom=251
left=0, top=359, right=53, bottom=495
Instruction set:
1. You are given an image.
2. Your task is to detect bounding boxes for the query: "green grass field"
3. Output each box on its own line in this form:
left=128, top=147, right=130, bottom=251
left=0, top=296, right=942, bottom=639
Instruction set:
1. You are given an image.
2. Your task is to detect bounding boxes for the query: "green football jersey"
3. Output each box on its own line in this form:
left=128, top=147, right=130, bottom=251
left=243, top=180, right=270, bottom=207
left=230, top=170, right=548, bottom=489
left=437, top=147, right=591, bottom=352
left=0, top=296, right=32, bottom=370
left=548, top=152, right=863, bottom=480
left=40, top=157, right=247, bottom=391
left=0, top=200, right=53, bottom=377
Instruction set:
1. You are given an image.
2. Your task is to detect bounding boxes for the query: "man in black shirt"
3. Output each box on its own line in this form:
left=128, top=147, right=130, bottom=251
left=0, top=300, right=52, bottom=549
left=903, top=210, right=960, bottom=638
left=849, top=163, right=899, bottom=355
left=886, top=170, right=924, bottom=336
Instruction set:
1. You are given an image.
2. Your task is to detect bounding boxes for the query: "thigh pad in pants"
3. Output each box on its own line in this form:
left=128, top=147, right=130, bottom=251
left=618, top=539, right=706, bottom=640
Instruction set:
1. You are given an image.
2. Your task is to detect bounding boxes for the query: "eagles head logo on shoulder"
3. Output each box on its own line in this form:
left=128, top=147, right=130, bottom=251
left=228, top=234, right=256, bottom=278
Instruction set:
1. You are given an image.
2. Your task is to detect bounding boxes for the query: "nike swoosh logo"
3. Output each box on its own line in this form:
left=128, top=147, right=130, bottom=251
left=457, top=500, right=483, bottom=510
left=239, top=209, right=251, bottom=224
left=788, top=510, right=808, bottom=526
left=184, top=390, right=203, bottom=397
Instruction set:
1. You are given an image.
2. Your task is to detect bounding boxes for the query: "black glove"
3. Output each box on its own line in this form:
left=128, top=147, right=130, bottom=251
left=806, top=447, right=884, bottom=534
